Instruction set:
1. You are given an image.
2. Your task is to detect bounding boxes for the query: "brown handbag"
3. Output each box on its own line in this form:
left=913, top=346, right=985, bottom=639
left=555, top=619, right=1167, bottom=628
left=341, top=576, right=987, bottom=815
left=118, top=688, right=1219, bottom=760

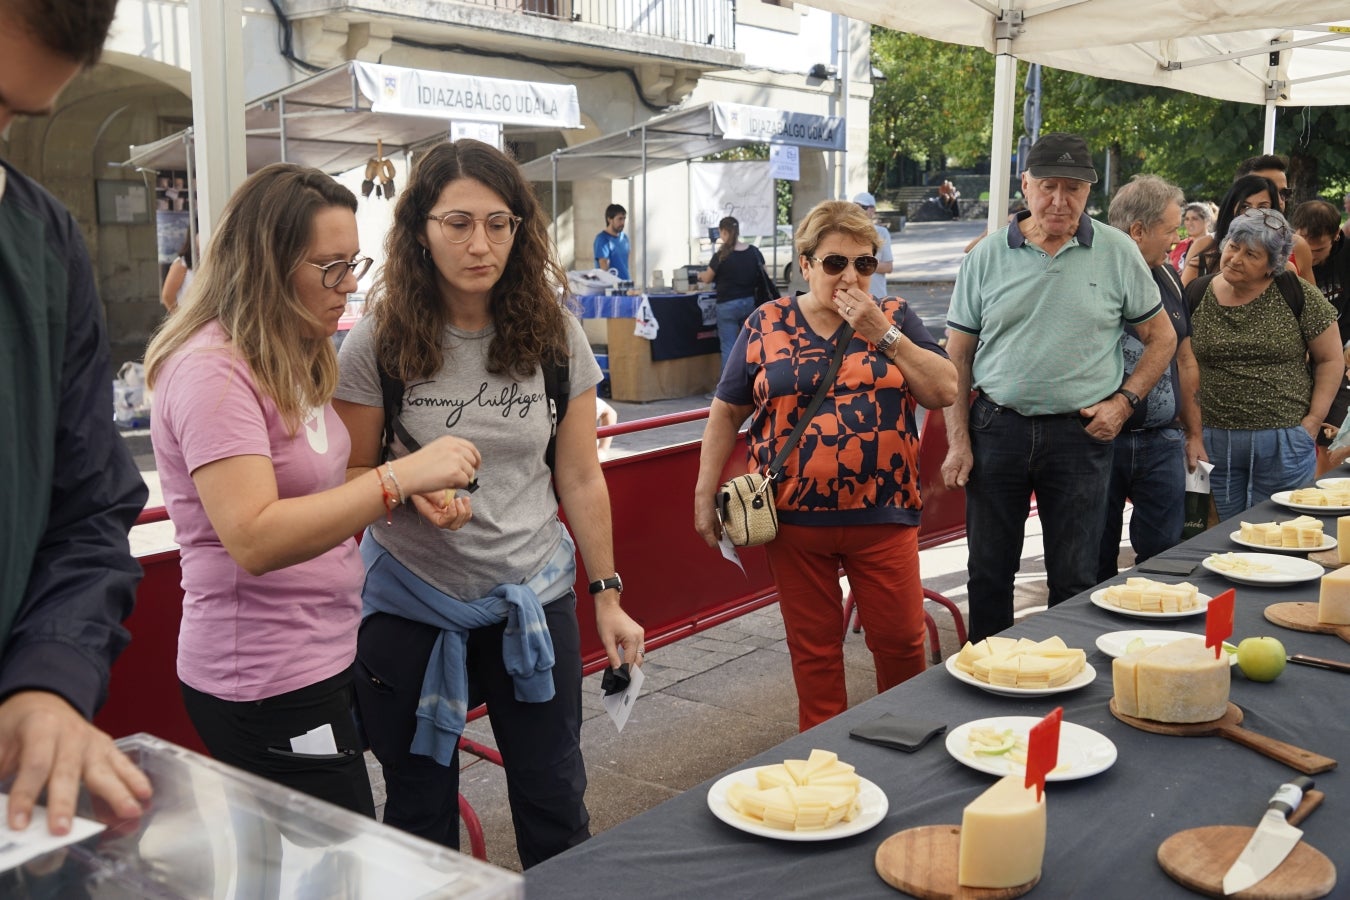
left=718, top=325, right=854, bottom=546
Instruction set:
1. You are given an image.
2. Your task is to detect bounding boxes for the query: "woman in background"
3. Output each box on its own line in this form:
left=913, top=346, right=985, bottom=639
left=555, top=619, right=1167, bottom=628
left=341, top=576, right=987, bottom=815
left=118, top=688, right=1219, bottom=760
left=699, top=215, right=773, bottom=370
left=1183, top=176, right=1282, bottom=285
left=159, top=231, right=196, bottom=314
left=694, top=200, right=956, bottom=731
left=145, top=163, right=478, bottom=814
left=1168, top=201, right=1213, bottom=270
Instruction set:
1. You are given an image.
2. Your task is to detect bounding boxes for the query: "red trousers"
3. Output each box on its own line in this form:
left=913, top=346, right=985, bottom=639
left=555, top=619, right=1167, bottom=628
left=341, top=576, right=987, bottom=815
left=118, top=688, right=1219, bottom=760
left=765, top=522, right=927, bottom=731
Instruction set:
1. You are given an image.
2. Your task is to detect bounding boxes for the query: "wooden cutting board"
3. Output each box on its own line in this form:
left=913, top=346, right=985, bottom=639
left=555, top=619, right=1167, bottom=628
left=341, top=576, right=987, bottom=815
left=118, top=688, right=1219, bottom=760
left=1306, top=548, right=1343, bottom=569
left=874, top=825, right=1037, bottom=898
left=1108, top=700, right=1337, bottom=775
left=1264, top=602, right=1350, bottom=644
left=1157, top=791, right=1336, bottom=899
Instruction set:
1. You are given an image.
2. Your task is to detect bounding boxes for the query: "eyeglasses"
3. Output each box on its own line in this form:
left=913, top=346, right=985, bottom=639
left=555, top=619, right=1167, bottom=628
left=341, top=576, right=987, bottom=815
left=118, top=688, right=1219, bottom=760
left=427, top=211, right=522, bottom=244
left=306, top=256, right=373, bottom=289
left=1241, top=208, right=1290, bottom=234
left=1278, top=188, right=1294, bottom=202
left=808, top=254, right=879, bottom=277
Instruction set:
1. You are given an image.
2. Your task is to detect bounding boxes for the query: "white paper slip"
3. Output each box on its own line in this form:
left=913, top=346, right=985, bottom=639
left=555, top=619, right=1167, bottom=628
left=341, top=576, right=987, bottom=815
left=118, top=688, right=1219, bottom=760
left=717, top=531, right=747, bottom=575
left=601, top=663, right=645, bottom=733
left=290, top=722, right=338, bottom=755
left=0, top=794, right=106, bottom=874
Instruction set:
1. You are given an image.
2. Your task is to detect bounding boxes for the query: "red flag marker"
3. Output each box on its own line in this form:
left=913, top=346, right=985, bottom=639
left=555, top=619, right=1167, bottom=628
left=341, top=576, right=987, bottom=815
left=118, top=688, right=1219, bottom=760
left=1206, top=588, right=1235, bottom=660
left=1025, top=706, right=1062, bottom=802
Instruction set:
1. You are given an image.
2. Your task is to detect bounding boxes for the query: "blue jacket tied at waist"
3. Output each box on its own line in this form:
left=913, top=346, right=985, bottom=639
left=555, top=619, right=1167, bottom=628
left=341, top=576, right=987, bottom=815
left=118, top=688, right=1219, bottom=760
left=359, top=527, right=576, bottom=765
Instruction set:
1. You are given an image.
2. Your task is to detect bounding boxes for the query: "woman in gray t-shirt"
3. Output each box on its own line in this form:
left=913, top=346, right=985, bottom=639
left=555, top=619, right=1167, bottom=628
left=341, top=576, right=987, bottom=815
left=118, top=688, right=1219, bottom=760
left=334, top=139, right=643, bottom=868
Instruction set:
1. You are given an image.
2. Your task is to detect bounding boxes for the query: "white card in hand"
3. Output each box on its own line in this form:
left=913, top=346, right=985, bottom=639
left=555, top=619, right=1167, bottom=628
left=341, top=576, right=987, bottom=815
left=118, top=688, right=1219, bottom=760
left=601, top=663, right=644, bottom=733
left=0, top=794, right=106, bottom=874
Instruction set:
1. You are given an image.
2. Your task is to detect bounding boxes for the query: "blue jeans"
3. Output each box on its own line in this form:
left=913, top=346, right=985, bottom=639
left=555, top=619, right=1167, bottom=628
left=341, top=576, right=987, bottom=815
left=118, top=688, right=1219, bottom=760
left=1097, top=426, right=1186, bottom=582
left=965, top=394, right=1113, bottom=642
left=1204, top=425, right=1316, bottom=521
left=716, top=296, right=756, bottom=372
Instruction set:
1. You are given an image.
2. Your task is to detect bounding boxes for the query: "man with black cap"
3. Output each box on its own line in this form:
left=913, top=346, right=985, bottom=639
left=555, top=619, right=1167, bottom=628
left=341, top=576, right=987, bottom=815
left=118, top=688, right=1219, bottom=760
left=853, top=191, right=895, bottom=298
left=941, top=132, right=1177, bottom=642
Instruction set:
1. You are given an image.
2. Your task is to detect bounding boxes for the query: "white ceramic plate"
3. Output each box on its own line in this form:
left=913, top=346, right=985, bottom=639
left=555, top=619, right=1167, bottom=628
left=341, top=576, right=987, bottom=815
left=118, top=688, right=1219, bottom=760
left=1229, top=530, right=1336, bottom=554
left=1200, top=552, right=1324, bottom=586
left=1271, top=489, right=1350, bottom=514
left=1315, top=477, right=1350, bottom=491
left=1088, top=588, right=1211, bottom=620
left=943, top=655, right=1096, bottom=697
left=1094, top=630, right=1238, bottom=667
left=945, top=716, right=1117, bottom=782
left=706, top=766, right=888, bottom=841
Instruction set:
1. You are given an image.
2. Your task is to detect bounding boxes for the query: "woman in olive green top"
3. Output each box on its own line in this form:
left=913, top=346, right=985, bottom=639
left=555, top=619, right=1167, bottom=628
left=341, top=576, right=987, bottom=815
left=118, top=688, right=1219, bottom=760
left=1189, top=208, right=1342, bottom=519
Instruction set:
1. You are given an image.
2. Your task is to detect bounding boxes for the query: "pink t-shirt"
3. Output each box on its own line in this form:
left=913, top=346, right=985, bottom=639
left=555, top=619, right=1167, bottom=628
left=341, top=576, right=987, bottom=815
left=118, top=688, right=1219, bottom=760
left=151, top=321, right=363, bottom=701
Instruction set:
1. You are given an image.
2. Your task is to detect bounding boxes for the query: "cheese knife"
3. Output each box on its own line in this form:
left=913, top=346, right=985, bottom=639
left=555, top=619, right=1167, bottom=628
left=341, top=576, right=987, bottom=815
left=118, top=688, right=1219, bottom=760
left=1222, top=776, right=1315, bottom=895
left=1287, top=653, right=1350, bottom=674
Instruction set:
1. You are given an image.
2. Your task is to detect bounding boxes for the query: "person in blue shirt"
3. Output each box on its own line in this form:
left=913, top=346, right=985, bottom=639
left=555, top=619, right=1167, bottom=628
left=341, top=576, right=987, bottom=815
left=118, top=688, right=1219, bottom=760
left=593, top=203, right=630, bottom=281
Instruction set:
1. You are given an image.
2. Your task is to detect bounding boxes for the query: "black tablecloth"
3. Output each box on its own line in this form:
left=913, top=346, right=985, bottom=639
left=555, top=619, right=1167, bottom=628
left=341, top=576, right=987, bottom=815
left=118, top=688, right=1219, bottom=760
left=528, top=500, right=1348, bottom=898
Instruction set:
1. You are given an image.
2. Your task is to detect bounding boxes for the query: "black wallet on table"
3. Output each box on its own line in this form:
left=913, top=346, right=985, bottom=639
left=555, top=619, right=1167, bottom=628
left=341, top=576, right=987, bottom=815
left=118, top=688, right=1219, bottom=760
left=848, top=713, right=946, bottom=752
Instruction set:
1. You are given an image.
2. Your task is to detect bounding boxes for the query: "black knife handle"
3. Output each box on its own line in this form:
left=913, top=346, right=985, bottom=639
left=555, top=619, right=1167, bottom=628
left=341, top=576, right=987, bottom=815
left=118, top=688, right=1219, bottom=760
left=1270, top=776, right=1314, bottom=817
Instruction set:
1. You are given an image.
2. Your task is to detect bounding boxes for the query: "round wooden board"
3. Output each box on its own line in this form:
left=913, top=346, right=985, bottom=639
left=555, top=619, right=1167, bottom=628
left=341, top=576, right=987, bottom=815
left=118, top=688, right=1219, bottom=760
left=1306, top=548, right=1343, bottom=569
left=1157, top=826, right=1336, bottom=899
left=1109, top=697, right=1241, bottom=736
left=874, top=825, right=1038, bottom=899
left=1264, top=602, right=1350, bottom=643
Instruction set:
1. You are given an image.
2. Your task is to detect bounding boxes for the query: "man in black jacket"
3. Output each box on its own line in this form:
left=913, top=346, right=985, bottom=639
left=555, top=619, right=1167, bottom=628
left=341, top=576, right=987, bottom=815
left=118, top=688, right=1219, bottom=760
left=0, top=0, right=152, bottom=836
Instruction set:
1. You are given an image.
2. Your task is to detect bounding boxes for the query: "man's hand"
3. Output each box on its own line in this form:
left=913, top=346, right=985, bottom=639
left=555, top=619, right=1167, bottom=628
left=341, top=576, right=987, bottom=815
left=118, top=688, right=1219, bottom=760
left=0, top=691, right=152, bottom=834
left=1184, top=434, right=1210, bottom=472
left=594, top=597, right=645, bottom=671
left=1080, top=394, right=1132, bottom=441
left=941, top=439, right=973, bottom=490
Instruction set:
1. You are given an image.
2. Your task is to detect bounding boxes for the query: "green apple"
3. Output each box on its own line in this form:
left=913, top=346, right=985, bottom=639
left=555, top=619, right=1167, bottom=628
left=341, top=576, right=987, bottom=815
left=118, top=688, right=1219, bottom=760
left=1236, top=636, right=1287, bottom=682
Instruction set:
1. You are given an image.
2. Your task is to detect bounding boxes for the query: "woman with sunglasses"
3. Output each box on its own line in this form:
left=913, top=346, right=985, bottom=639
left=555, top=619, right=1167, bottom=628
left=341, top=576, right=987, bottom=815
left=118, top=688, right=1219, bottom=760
left=1182, top=175, right=1283, bottom=285
left=693, top=200, right=956, bottom=731
left=144, top=164, right=480, bottom=814
left=698, top=215, right=774, bottom=370
left=332, top=140, right=643, bottom=867
left=1188, top=207, right=1342, bottom=518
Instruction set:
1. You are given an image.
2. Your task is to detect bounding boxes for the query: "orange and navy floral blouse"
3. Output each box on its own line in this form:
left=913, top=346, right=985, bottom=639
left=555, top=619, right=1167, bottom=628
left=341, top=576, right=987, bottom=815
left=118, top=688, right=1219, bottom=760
left=715, top=295, right=948, bottom=527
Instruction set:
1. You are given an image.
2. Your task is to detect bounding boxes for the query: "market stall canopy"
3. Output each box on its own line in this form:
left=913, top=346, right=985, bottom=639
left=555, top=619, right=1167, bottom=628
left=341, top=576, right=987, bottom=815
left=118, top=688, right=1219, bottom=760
left=797, top=1, right=1350, bottom=106
left=518, top=101, right=846, bottom=183
left=125, top=60, right=582, bottom=174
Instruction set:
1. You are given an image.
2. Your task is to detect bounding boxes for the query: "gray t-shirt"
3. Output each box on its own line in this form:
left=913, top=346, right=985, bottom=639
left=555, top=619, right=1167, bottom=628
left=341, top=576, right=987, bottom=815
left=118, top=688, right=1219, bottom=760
left=336, top=311, right=601, bottom=599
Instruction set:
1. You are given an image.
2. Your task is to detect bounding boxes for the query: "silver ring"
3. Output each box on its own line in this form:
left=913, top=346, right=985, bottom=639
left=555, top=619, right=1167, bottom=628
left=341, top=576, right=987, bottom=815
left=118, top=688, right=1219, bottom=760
left=846, top=306, right=853, bottom=315
left=636, top=646, right=646, bottom=655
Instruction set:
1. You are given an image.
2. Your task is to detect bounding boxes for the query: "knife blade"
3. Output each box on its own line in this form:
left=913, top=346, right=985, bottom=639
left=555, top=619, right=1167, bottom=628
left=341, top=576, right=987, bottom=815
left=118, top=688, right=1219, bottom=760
left=1222, top=776, right=1314, bottom=895
left=1287, top=653, right=1350, bottom=674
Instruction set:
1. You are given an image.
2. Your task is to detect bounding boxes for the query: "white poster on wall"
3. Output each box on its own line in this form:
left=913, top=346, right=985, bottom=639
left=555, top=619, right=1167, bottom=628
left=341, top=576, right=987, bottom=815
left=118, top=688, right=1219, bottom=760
left=690, top=161, right=773, bottom=239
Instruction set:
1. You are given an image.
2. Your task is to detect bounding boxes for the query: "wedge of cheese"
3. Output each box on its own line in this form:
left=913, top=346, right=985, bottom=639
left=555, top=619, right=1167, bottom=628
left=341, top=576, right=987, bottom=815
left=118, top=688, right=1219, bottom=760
left=1281, top=515, right=1324, bottom=548
left=957, top=774, right=1046, bottom=889
left=1338, top=517, right=1350, bottom=566
left=1317, top=566, right=1350, bottom=625
left=1239, top=520, right=1282, bottom=546
left=1112, top=637, right=1229, bottom=723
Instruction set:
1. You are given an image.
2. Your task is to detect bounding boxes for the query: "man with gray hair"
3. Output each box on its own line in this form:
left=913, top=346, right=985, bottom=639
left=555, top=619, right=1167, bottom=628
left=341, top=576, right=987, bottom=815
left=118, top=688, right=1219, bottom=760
left=942, top=133, right=1175, bottom=641
left=1098, top=175, right=1202, bottom=580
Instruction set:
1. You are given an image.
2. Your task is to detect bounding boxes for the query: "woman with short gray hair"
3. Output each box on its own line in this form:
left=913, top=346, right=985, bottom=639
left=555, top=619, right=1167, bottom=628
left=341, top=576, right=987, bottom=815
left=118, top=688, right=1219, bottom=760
left=1189, top=208, right=1343, bottom=518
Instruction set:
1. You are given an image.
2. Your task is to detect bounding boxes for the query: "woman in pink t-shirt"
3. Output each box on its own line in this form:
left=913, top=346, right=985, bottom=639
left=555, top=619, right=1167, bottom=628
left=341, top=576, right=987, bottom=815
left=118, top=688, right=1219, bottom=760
left=144, top=164, right=480, bottom=814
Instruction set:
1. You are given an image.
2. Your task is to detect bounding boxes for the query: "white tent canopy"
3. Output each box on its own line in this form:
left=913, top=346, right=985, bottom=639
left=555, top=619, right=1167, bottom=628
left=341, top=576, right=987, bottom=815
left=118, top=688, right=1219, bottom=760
left=796, top=0, right=1350, bottom=226
left=127, top=60, right=581, bottom=175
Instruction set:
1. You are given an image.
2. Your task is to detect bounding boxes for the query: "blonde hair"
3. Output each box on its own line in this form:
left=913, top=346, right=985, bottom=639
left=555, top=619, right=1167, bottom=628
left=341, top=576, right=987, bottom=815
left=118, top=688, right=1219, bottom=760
left=794, top=200, right=879, bottom=259
left=145, top=163, right=358, bottom=433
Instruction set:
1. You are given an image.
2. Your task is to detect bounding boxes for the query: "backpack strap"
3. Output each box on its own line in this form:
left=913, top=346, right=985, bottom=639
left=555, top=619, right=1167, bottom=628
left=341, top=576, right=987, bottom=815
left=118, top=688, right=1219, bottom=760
left=542, top=357, right=570, bottom=473
left=377, top=358, right=420, bottom=463
left=1274, top=269, right=1305, bottom=320
left=1184, top=273, right=1218, bottom=316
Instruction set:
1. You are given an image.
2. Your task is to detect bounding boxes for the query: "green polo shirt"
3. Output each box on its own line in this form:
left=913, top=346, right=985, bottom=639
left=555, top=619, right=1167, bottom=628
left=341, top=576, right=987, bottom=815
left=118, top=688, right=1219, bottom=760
left=947, top=212, right=1161, bottom=415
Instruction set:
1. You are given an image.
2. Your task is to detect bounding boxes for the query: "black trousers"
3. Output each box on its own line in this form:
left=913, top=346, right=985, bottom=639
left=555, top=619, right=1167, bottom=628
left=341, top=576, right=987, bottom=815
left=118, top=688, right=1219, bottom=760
left=181, top=666, right=375, bottom=818
left=353, top=592, right=589, bottom=869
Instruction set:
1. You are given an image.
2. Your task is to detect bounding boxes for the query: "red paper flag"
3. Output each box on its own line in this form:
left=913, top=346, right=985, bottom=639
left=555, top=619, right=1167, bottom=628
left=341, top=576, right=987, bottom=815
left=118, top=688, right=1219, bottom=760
left=1206, top=589, right=1235, bottom=660
left=1025, top=706, right=1062, bottom=802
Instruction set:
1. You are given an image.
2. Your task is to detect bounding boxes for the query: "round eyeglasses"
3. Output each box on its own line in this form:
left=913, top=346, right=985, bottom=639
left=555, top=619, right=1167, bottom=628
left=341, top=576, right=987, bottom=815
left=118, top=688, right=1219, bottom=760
left=428, top=211, right=522, bottom=244
left=808, top=254, right=879, bottom=277
left=306, top=256, right=373, bottom=289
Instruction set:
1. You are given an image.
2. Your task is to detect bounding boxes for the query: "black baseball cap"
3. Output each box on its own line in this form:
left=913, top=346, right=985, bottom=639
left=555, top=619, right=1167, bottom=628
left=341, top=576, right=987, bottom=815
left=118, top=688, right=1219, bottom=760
left=1025, top=132, right=1098, bottom=184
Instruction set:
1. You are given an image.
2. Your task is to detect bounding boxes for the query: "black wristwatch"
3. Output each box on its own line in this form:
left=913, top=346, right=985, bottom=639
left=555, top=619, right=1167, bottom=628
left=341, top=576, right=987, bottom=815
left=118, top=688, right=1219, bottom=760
left=588, top=573, right=624, bottom=595
left=1113, top=388, right=1141, bottom=409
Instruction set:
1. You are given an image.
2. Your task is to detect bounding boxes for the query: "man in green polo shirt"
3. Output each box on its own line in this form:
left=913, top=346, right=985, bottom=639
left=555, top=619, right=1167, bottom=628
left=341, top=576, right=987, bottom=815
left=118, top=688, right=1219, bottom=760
left=0, top=0, right=152, bottom=836
left=941, top=133, right=1176, bottom=642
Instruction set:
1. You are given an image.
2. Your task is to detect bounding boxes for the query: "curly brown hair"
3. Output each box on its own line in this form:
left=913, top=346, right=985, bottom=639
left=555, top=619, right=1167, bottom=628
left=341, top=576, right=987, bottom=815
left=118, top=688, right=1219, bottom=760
left=370, top=139, right=573, bottom=382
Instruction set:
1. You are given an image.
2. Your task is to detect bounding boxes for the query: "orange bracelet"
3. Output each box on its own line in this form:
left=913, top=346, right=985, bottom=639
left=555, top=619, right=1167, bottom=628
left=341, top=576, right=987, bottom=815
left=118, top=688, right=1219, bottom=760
left=376, top=467, right=399, bottom=525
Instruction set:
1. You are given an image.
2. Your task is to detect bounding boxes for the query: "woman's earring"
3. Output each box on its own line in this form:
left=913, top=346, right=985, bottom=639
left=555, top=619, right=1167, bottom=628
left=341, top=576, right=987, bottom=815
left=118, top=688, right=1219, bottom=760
left=422, top=245, right=430, bottom=262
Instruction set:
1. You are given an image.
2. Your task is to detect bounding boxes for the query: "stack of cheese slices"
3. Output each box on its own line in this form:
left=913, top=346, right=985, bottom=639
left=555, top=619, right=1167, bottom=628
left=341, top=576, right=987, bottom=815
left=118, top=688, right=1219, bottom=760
left=952, top=636, right=1086, bottom=689
left=1100, top=577, right=1201, bottom=613
left=724, top=749, right=862, bottom=831
left=1239, top=515, right=1323, bottom=548
left=1207, top=552, right=1275, bottom=575
left=1290, top=485, right=1350, bottom=506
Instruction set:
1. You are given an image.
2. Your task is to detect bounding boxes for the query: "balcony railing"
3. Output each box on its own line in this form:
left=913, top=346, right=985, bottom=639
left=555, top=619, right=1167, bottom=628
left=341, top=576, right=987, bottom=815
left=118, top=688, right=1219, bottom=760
left=463, top=0, right=736, bottom=50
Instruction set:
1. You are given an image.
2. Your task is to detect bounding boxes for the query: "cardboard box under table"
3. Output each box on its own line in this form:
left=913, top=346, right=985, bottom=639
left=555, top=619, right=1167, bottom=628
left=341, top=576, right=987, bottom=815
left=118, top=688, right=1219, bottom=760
left=579, top=292, right=720, bottom=402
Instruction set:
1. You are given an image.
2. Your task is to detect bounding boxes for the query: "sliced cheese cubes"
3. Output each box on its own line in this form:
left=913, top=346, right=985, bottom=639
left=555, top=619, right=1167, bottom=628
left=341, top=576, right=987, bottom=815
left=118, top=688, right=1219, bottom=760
left=1100, top=577, right=1201, bottom=613
left=1290, top=485, right=1350, bottom=506
left=1318, top=566, right=1350, bottom=625
left=958, top=774, right=1046, bottom=889
left=724, top=749, right=862, bottom=831
left=1112, top=636, right=1229, bottom=723
left=1239, top=515, right=1323, bottom=548
left=952, top=636, right=1086, bottom=689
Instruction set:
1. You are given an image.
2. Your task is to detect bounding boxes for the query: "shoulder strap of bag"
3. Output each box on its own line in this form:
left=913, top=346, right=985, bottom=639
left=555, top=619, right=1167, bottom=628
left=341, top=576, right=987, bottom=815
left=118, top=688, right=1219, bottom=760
left=1184, top=273, right=1218, bottom=316
left=766, top=324, right=854, bottom=480
left=1274, top=269, right=1305, bottom=320
left=542, top=357, right=570, bottom=472
left=378, top=358, right=421, bottom=463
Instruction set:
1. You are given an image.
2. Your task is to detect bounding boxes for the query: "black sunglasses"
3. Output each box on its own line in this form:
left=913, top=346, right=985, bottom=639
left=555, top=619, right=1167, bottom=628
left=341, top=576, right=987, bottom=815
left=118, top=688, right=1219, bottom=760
left=808, top=254, right=879, bottom=277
